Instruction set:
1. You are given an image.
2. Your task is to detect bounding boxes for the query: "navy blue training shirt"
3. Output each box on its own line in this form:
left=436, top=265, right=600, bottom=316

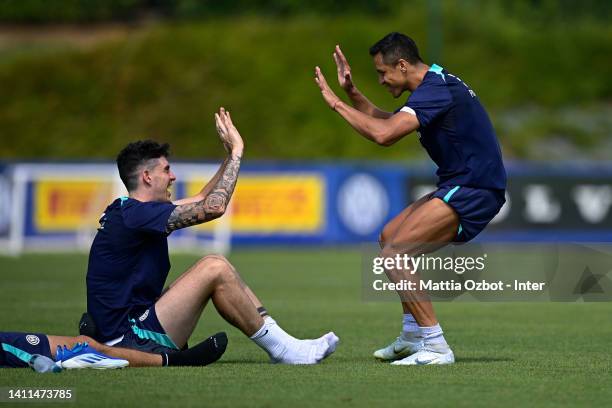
left=86, top=197, right=176, bottom=342
left=398, top=64, right=506, bottom=190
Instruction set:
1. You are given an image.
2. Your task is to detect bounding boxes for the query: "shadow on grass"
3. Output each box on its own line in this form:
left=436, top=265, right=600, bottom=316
left=215, top=359, right=267, bottom=365
left=456, top=356, right=514, bottom=363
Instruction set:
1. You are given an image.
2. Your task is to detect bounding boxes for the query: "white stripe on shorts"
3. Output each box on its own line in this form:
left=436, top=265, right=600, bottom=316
left=104, top=335, right=124, bottom=346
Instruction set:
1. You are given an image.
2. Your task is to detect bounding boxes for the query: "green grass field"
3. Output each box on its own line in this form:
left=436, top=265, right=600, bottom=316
left=1, top=250, right=611, bottom=407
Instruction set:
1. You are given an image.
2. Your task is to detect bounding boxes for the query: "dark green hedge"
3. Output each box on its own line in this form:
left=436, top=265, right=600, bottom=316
left=0, top=0, right=395, bottom=23
left=0, top=0, right=143, bottom=23
left=0, top=0, right=609, bottom=23
left=0, top=3, right=610, bottom=160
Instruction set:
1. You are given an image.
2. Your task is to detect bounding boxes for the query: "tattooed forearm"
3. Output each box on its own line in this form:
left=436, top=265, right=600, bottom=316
left=198, top=156, right=229, bottom=200
left=166, top=156, right=241, bottom=232
left=165, top=201, right=211, bottom=232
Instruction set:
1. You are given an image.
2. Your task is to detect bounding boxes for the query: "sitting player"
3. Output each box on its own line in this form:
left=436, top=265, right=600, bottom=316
left=86, top=108, right=338, bottom=364
left=0, top=330, right=227, bottom=370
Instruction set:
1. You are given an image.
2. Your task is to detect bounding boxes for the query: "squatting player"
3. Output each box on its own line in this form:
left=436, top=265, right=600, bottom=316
left=86, top=108, right=338, bottom=364
left=314, top=33, right=506, bottom=365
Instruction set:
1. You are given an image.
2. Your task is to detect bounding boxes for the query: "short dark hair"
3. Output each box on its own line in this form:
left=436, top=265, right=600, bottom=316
left=369, top=32, right=422, bottom=65
left=116, top=140, right=170, bottom=191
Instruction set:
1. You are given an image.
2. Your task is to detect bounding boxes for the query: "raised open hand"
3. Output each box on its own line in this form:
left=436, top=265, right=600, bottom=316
left=314, top=66, right=341, bottom=110
left=214, top=107, right=244, bottom=157
left=333, top=45, right=354, bottom=92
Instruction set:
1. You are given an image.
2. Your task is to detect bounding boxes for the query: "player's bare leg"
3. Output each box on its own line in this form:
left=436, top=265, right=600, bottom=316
left=375, top=197, right=459, bottom=365
left=166, top=256, right=265, bottom=312
left=378, top=193, right=432, bottom=251
left=156, top=255, right=263, bottom=345
left=48, top=334, right=226, bottom=367
left=155, top=255, right=338, bottom=364
left=373, top=193, right=435, bottom=361
left=382, top=198, right=458, bottom=324
left=48, top=335, right=162, bottom=367
left=170, top=256, right=266, bottom=311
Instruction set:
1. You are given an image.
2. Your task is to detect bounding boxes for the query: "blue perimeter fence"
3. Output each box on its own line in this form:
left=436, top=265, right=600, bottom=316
left=1, top=161, right=612, bottom=247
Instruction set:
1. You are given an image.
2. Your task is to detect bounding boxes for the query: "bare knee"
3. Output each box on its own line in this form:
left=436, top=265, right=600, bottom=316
left=380, top=233, right=421, bottom=259
left=195, top=255, right=232, bottom=270
left=194, top=255, right=236, bottom=283
left=379, top=222, right=397, bottom=249
left=380, top=244, right=398, bottom=260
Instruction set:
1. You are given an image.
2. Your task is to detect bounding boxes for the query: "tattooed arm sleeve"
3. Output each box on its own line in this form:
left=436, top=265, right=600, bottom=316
left=165, top=155, right=241, bottom=232
left=172, top=157, right=229, bottom=206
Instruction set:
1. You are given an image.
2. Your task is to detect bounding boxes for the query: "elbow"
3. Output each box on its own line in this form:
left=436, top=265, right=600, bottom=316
left=201, top=192, right=231, bottom=221
left=371, top=129, right=393, bottom=146
left=379, top=138, right=396, bottom=147
left=201, top=202, right=227, bottom=221
left=208, top=207, right=226, bottom=220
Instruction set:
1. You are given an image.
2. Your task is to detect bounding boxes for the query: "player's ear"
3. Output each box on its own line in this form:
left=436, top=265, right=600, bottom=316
left=397, top=59, right=409, bottom=74
left=142, top=169, right=152, bottom=186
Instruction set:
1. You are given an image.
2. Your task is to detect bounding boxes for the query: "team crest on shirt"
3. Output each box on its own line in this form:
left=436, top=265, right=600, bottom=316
left=139, top=310, right=150, bottom=322
left=26, top=335, right=40, bottom=345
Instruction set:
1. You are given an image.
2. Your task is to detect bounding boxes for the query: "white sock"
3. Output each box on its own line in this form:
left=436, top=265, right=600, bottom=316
left=419, top=324, right=449, bottom=349
left=401, top=314, right=420, bottom=340
left=263, top=316, right=299, bottom=340
left=250, top=317, right=293, bottom=360
left=251, top=316, right=336, bottom=364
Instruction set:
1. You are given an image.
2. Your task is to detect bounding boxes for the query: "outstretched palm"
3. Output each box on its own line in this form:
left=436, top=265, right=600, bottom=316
left=333, top=45, right=354, bottom=91
left=215, top=107, right=243, bottom=155
left=314, top=66, right=340, bottom=110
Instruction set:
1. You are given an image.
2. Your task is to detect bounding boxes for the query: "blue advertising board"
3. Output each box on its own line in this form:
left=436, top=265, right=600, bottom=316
left=1, top=161, right=612, bottom=251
